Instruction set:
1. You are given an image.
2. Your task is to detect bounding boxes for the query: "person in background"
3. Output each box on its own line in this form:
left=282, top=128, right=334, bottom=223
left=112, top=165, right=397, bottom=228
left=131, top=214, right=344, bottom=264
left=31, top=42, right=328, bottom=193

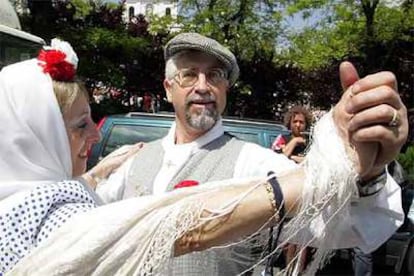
left=271, top=105, right=312, bottom=163
left=271, top=105, right=313, bottom=272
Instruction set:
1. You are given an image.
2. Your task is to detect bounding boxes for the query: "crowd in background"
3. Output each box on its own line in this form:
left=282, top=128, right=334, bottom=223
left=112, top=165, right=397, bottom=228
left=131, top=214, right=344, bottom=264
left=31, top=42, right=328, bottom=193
left=88, top=81, right=169, bottom=114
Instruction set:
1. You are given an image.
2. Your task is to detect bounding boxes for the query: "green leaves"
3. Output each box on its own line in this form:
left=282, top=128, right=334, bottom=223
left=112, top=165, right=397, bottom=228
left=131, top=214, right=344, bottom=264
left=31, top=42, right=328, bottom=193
left=398, top=146, right=414, bottom=182
left=71, top=0, right=93, bottom=20
left=279, top=0, right=413, bottom=108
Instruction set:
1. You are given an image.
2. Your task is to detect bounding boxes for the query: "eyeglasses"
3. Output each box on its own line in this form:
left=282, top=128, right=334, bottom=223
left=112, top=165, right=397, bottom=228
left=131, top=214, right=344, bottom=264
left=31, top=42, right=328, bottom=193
left=173, top=68, right=228, bottom=88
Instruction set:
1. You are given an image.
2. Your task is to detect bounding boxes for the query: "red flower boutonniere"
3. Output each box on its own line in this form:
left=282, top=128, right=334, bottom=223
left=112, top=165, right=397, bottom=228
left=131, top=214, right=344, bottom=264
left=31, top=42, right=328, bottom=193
left=174, top=180, right=199, bottom=189
left=38, top=49, right=75, bottom=81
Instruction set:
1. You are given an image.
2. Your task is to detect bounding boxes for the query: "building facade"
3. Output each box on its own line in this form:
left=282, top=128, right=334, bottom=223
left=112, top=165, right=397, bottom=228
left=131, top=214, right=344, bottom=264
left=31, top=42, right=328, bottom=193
left=123, top=0, right=179, bottom=22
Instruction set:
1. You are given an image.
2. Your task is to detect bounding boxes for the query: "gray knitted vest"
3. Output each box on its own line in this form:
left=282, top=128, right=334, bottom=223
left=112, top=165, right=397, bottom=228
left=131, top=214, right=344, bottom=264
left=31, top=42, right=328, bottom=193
left=123, top=133, right=257, bottom=275
left=123, top=133, right=244, bottom=198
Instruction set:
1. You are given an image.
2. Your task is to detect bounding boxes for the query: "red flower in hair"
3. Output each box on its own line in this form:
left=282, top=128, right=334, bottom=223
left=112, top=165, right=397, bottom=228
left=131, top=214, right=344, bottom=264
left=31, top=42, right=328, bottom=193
left=38, top=49, right=75, bottom=81
left=174, top=180, right=199, bottom=189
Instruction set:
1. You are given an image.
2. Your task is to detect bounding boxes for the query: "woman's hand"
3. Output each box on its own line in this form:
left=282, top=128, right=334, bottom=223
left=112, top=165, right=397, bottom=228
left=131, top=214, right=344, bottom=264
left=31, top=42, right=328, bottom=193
left=83, top=142, right=144, bottom=188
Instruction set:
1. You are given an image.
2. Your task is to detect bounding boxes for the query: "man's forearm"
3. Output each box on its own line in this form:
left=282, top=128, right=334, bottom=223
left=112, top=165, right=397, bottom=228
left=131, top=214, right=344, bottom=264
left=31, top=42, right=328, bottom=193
left=174, top=170, right=304, bottom=256
left=282, top=138, right=299, bottom=157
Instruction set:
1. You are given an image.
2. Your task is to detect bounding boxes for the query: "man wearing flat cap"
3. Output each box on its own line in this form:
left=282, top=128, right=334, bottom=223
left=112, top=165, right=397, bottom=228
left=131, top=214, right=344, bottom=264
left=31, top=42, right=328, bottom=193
left=97, top=32, right=408, bottom=275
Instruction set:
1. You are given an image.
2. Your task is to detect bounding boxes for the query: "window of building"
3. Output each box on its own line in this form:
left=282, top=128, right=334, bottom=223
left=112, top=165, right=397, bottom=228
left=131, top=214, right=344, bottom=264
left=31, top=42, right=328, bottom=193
left=129, top=7, right=135, bottom=20
left=165, top=7, right=171, bottom=16
left=145, top=4, right=153, bottom=16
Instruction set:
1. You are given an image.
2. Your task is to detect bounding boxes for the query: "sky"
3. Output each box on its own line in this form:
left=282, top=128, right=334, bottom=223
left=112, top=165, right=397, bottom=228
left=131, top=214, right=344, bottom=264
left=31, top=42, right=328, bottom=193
left=285, top=10, right=322, bottom=31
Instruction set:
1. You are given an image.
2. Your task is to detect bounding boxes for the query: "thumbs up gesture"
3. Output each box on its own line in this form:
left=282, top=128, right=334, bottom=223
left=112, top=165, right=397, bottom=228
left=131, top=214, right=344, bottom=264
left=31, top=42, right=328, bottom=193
left=332, top=62, right=408, bottom=180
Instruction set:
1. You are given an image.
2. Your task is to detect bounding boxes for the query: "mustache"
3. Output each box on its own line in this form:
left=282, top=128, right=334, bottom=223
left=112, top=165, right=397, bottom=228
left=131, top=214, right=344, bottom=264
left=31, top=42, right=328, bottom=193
left=185, top=93, right=216, bottom=105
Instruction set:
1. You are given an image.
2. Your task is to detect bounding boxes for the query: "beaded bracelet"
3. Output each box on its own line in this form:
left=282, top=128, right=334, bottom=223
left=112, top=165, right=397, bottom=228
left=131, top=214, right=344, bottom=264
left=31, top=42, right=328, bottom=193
left=265, top=173, right=286, bottom=275
left=268, top=175, right=285, bottom=219
left=264, top=182, right=277, bottom=218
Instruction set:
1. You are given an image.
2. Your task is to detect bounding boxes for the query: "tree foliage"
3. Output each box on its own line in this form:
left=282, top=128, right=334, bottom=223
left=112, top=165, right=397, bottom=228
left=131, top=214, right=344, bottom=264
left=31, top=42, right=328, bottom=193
left=18, top=0, right=413, bottom=119
left=280, top=0, right=413, bottom=107
left=174, top=0, right=308, bottom=118
left=398, top=146, right=414, bottom=182
left=179, top=0, right=284, bottom=61
left=171, top=0, right=413, bottom=112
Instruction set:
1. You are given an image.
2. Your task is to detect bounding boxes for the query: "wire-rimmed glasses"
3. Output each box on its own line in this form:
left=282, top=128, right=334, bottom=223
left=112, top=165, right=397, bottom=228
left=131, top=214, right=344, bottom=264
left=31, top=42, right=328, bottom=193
left=173, top=68, right=228, bottom=88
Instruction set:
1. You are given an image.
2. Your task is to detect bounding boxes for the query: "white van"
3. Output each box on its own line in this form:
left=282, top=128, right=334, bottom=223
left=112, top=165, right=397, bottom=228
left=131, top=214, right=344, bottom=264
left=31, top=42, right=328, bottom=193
left=0, top=0, right=45, bottom=68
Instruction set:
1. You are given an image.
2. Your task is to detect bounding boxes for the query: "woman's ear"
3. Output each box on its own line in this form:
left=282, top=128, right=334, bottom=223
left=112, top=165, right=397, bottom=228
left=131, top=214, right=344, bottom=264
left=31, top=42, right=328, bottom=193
left=163, top=79, right=173, bottom=103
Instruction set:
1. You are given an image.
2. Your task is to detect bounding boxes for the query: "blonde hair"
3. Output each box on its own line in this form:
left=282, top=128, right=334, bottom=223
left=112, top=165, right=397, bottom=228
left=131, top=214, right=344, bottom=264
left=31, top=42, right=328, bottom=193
left=52, top=80, right=89, bottom=113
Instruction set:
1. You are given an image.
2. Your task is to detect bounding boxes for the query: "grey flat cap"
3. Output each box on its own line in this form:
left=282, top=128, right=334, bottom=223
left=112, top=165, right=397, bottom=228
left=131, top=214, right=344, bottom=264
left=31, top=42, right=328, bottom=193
left=164, top=32, right=239, bottom=86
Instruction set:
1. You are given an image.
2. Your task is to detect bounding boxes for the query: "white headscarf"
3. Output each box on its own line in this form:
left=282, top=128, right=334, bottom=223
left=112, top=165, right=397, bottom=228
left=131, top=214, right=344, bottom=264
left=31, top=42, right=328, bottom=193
left=0, top=38, right=78, bottom=200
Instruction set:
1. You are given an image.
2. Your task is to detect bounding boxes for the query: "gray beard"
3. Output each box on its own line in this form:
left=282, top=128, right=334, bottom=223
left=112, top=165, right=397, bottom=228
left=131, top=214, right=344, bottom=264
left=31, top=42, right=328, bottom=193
left=185, top=105, right=219, bottom=132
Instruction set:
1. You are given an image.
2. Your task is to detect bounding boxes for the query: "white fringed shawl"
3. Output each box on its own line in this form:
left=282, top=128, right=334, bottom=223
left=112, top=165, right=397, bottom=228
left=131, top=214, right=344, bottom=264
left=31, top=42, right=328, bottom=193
left=9, top=112, right=364, bottom=276
left=8, top=178, right=267, bottom=276
left=275, top=111, right=359, bottom=275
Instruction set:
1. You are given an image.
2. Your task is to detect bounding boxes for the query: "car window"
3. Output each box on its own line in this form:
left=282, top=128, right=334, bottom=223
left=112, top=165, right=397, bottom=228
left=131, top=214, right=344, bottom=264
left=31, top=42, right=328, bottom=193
left=269, top=134, right=279, bottom=145
left=87, top=115, right=291, bottom=169
left=102, top=124, right=169, bottom=156
left=226, top=131, right=259, bottom=144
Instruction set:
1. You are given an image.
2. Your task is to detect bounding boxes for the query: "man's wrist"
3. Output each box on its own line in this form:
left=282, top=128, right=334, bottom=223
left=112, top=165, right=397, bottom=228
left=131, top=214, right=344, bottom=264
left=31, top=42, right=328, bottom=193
left=360, top=166, right=386, bottom=182
left=356, top=169, right=387, bottom=197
